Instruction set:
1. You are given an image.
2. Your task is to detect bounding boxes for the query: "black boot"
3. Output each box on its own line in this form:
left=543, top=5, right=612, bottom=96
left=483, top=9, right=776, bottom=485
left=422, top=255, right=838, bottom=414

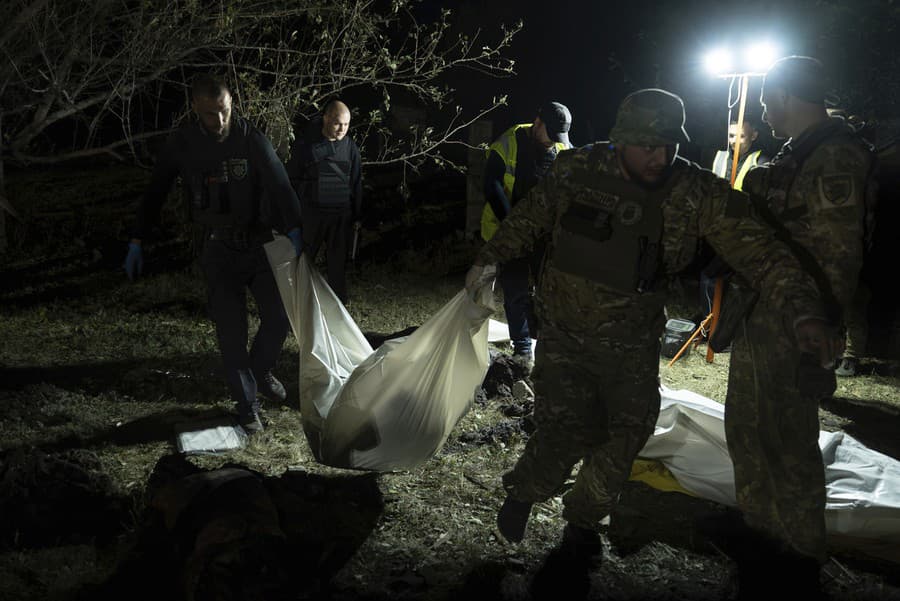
left=775, top=550, right=823, bottom=601
left=496, top=495, right=533, bottom=543
left=531, top=523, right=603, bottom=600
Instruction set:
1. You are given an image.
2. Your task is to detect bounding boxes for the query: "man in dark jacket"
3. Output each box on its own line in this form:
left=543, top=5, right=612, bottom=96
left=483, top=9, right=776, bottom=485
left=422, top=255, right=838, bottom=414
left=286, top=100, right=363, bottom=305
left=124, top=74, right=304, bottom=433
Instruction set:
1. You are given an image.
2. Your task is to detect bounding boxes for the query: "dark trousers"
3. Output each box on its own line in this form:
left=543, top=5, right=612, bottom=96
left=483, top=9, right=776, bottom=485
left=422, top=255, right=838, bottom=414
left=498, top=256, right=534, bottom=355
left=200, top=240, right=290, bottom=415
left=305, top=208, right=353, bottom=304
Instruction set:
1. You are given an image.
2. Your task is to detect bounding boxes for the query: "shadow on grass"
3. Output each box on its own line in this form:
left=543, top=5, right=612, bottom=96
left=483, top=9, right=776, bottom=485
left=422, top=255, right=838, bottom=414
left=76, top=454, right=386, bottom=601
left=2, top=353, right=222, bottom=397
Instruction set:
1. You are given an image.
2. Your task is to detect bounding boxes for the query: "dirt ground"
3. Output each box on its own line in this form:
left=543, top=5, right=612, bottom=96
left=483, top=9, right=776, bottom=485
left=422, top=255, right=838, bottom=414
left=1, top=168, right=899, bottom=600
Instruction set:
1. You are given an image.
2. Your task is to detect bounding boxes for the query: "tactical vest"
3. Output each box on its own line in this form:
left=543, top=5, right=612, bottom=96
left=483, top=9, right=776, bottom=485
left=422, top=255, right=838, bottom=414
left=551, top=170, right=672, bottom=294
left=481, top=124, right=568, bottom=241
left=315, top=155, right=352, bottom=208
left=712, top=149, right=762, bottom=191
left=182, top=120, right=258, bottom=228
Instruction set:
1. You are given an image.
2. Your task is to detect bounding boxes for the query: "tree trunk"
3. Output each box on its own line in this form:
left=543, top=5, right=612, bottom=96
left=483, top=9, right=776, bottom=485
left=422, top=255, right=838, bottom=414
left=0, top=112, right=7, bottom=254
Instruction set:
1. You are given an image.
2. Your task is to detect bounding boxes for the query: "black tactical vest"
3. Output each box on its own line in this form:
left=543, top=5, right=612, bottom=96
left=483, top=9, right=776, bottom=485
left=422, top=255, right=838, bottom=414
left=316, top=157, right=352, bottom=208
left=553, top=171, right=670, bottom=294
left=181, top=119, right=259, bottom=228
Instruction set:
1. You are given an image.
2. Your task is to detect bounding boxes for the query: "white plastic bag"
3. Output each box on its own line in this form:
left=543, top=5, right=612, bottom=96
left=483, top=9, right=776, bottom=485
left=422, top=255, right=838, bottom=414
left=265, top=236, right=494, bottom=470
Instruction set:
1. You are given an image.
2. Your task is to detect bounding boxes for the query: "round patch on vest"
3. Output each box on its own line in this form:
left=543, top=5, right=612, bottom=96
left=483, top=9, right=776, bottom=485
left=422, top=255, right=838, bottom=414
left=617, top=200, right=643, bottom=225
left=229, top=158, right=249, bottom=181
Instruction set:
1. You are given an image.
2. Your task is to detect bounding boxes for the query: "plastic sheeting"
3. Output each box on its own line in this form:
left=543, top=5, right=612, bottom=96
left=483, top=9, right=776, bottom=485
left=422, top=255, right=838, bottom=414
left=266, top=237, right=900, bottom=557
left=646, top=387, right=900, bottom=560
left=265, top=237, right=494, bottom=471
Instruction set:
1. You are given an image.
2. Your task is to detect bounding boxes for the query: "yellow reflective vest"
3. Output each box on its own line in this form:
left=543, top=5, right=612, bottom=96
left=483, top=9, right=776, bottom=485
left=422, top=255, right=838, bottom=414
left=481, top=124, right=568, bottom=241
left=712, top=149, right=762, bottom=191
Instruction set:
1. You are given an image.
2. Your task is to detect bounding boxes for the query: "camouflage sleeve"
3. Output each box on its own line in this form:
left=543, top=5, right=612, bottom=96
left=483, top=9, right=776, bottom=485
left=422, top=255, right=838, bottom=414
left=795, top=139, right=871, bottom=308
left=695, top=171, right=826, bottom=325
left=475, top=152, right=563, bottom=265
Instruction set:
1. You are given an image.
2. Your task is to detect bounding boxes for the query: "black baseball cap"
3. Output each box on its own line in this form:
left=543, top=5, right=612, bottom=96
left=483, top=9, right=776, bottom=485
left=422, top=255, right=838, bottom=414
left=538, top=101, right=572, bottom=146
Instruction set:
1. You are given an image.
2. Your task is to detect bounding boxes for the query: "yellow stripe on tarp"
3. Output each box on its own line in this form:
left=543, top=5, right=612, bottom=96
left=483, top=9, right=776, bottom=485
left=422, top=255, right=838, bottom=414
left=629, top=458, right=698, bottom=496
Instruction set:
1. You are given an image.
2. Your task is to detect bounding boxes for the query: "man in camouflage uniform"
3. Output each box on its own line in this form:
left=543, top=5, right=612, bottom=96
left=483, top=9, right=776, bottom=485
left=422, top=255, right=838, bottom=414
left=724, top=56, right=877, bottom=598
left=464, top=88, right=841, bottom=595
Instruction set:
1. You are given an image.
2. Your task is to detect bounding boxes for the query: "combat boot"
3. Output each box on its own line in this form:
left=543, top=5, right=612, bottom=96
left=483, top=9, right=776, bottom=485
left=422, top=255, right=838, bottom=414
left=255, top=370, right=287, bottom=404
left=531, top=523, right=603, bottom=600
left=496, top=495, right=533, bottom=543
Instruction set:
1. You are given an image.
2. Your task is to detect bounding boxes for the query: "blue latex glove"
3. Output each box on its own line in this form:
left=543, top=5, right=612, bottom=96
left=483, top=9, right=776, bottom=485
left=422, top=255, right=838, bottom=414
left=287, top=227, right=303, bottom=257
left=124, top=241, right=143, bottom=280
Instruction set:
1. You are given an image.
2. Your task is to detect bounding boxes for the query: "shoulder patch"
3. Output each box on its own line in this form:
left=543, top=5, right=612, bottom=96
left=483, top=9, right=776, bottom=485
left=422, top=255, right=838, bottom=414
left=817, top=173, right=855, bottom=207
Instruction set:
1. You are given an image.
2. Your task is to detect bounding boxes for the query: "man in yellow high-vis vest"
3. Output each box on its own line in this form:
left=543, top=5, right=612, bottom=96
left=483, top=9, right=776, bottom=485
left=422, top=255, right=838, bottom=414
left=699, top=119, right=771, bottom=329
left=481, top=101, right=573, bottom=366
left=711, top=119, right=768, bottom=191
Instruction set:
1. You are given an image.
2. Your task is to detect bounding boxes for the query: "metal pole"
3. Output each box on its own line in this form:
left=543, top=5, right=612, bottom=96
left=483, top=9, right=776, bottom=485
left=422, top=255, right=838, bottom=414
left=729, top=74, right=750, bottom=188
left=707, top=74, right=750, bottom=363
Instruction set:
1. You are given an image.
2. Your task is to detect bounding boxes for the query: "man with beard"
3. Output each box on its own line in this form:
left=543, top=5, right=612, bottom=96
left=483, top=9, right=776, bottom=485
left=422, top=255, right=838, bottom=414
left=723, top=56, right=877, bottom=599
left=481, top=101, right=573, bottom=370
left=464, top=88, right=842, bottom=598
left=125, top=74, right=304, bottom=433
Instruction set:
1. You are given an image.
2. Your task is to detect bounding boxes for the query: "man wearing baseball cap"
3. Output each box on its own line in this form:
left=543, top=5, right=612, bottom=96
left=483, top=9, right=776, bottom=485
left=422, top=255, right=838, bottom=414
left=480, top=101, right=573, bottom=371
left=464, top=88, right=841, bottom=597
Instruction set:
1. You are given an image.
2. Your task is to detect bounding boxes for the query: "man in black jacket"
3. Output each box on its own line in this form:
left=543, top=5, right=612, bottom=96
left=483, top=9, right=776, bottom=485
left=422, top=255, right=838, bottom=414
left=286, top=100, right=363, bottom=305
left=124, top=74, right=304, bottom=433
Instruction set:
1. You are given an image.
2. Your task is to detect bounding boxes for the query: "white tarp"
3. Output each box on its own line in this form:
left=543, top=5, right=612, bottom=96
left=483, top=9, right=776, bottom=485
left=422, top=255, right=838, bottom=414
left=265, top=237, right=494, bottom=471
left=266, top=237, right=900, bottom=557
left=646, top=386, right=900, bottom=560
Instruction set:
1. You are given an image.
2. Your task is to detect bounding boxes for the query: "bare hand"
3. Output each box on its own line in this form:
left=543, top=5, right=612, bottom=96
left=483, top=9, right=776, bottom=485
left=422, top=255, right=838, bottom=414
left=794, top=318, right=843, bottom=369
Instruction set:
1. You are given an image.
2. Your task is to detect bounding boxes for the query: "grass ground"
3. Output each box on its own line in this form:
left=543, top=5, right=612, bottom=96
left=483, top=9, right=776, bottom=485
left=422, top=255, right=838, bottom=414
left=1, top=164, right=899, bottom=600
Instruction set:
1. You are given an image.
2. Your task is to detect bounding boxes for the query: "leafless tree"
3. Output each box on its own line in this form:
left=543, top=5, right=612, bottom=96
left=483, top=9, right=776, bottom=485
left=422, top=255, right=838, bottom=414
left=0, top=0, right=519, bottom=249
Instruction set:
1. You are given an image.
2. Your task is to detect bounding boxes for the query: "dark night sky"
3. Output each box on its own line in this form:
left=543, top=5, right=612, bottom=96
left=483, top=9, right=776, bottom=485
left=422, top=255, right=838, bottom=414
left=439, top=0, right=900, bottom=161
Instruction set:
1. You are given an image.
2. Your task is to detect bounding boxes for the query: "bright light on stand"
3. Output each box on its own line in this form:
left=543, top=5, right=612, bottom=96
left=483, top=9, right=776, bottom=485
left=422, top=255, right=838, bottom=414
left=704, top=49, right=732, bottom=76
left=744, top=42, right=778, bottom=72
left=704, top=40, right=781, bottom=77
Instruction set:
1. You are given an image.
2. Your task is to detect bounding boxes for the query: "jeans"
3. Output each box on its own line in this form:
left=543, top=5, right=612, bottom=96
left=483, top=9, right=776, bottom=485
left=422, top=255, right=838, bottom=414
left=498, top=256, right=533, bottom=355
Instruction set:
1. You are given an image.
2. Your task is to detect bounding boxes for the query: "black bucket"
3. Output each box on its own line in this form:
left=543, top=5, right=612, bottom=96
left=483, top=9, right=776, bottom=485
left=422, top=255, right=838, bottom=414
left=661, top=318, right=696, bottom=359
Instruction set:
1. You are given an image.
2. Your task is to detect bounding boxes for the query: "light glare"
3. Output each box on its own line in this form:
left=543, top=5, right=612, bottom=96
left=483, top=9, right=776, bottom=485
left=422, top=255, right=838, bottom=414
left=744, top=42, right=778, bottom=72
left=704, top=49, right=732, bottom=76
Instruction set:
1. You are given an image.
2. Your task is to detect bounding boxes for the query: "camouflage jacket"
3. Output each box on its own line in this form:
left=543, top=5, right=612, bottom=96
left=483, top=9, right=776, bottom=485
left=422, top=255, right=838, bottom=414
left=742, top=117, right=876, bottom=315
left=476, top=143, right=826, bottom=347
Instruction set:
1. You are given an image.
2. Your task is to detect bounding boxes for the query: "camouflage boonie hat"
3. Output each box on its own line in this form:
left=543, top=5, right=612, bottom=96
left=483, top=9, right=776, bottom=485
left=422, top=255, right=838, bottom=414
left=608, top=88, right=691, bottom=146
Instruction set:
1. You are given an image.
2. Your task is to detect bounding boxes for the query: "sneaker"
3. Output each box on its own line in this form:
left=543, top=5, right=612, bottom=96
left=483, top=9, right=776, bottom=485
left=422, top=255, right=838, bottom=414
left=497, top=495, right=533, bottom=543
left=256, top=371, right=287, bottom=404
left=240, top=412, right=266, bottom=434
left=510, top=352, right=534, bottom=375
left=835, top=357, right=858, bottom=377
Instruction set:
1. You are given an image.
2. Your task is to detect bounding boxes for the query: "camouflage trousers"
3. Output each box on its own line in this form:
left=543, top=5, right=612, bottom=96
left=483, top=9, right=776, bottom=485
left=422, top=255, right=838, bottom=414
left=502, top=326, right=661, bottom=530
left=843, top=282, right=871, bottom=359
left=724, top=297, right=827, bottom=563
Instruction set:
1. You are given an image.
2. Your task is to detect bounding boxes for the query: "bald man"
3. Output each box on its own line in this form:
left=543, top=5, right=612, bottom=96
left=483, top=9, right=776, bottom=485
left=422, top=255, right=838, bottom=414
left=286, top=100, right=363, bottom=304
